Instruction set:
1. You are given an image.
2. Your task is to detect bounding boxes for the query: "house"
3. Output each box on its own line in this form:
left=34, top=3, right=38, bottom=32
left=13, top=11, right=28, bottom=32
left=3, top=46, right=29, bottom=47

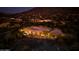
left=19, top=26, right=64, bottom=39
left=31, top=19, right=52, bottom=23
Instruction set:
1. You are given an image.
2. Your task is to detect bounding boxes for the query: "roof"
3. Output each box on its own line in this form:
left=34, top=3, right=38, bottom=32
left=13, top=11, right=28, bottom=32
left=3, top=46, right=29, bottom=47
left=21, top=26, right=51, bottom=32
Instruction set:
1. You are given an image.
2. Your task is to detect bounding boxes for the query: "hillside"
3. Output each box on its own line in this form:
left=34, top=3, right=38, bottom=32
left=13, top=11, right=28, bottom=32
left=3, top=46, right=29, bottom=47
left=13, top=7, right=79, bottom=18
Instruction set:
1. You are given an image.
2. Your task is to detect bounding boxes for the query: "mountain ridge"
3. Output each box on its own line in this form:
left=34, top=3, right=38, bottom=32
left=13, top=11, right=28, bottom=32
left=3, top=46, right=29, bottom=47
left=12, top=7, right=79, bottom=18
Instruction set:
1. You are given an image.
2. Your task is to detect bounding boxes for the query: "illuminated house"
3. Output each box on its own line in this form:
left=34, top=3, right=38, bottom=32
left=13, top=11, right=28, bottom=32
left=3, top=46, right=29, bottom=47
left=0, top=22, right=10, bottom=28
left=31, top=19, right=52, bottom=23
left=10, top=18, right=22, bottom=23
left=19, top=26, right=64, bottom=39
left=20, top=26, right=50, bottom=38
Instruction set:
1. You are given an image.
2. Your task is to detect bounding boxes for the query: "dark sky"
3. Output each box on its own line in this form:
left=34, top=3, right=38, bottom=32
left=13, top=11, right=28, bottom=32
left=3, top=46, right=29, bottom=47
left=0, top=7, right=33, bottom=14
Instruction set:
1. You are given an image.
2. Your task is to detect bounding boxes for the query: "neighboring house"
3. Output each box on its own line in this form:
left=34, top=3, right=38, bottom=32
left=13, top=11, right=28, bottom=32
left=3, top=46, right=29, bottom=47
left=31, top=19, right=52, bottom=22
left=0, top=22, right=10, bottom=28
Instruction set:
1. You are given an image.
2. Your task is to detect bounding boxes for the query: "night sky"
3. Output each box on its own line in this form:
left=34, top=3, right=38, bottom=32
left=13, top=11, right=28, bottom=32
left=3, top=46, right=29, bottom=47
left=0, top=7, right=33, bottom=14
